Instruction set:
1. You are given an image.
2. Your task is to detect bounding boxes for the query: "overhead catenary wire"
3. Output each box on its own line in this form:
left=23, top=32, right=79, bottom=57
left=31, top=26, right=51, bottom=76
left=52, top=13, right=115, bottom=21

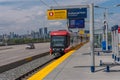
left=53, top=0, right=59, bottom=6
left=40, top=0, right=50, bottom=8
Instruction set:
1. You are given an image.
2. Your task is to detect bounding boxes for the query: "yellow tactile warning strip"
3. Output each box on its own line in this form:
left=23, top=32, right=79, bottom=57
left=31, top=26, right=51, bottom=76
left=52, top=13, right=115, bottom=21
left=27, top=43, right=85, bottom=80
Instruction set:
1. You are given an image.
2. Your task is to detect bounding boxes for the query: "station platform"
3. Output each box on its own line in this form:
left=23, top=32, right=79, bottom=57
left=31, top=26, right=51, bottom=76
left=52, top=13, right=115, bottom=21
left=28, top=42, right=120, bottom=80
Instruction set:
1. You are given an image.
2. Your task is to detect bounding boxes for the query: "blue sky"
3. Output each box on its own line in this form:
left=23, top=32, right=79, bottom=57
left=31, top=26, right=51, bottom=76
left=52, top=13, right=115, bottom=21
left=0, top=0, right=120, bottom=34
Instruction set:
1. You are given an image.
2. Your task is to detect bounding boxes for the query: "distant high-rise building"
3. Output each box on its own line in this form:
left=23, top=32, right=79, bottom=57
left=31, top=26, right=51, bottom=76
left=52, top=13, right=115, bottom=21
left=10, top=32, right=14, bottom=39
left=39, top=28, right=43, bottom=38
left=31, top=31, right=35, bottom=39
left=44, top=27, right=48, bottom=34
left=35, top=32, right=39, bottom=39
left=39, top=28, right=43, bottom=35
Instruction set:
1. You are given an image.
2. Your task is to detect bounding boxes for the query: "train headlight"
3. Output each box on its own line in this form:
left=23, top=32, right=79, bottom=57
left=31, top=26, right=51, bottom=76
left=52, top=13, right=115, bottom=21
left=61, top=48, right=64, bottom=51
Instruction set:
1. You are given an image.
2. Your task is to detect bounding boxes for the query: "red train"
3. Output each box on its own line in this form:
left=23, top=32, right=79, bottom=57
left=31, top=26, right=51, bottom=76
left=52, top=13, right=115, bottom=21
left=50, top=30, right=79, bottom=58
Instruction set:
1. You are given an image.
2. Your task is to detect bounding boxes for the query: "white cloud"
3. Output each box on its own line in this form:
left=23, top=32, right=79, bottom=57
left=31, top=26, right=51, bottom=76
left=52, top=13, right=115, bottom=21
left=48, top=21, right=62, bottom=26
left=0, top=6, right=44, bottom=23
left=109, top=13, right=120, bottom=26
left=0, top=4, right=46, bottom=34
left=37, top=11, right=45, bottom=16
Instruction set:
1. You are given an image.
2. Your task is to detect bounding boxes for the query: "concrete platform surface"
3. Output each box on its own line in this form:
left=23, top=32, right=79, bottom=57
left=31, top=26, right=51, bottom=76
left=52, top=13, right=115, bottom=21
left=43, top=42, right=120, bottom=80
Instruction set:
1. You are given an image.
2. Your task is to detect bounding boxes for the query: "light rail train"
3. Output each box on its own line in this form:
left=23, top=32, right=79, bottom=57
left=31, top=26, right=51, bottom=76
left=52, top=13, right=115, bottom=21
left=50, top=30, right=80, bottom=58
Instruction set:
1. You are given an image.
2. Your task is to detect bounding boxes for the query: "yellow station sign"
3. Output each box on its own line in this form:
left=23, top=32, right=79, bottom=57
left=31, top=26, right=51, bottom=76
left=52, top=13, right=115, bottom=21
left=47, top=10, right=67, bottom=20
left=79, top=30, right=85, bottom=35
left=87, top=34, right=90, bottom=37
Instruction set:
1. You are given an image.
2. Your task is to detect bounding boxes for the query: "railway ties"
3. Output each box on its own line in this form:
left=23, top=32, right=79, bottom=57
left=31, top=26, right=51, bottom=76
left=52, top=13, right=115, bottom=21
left=0, top=52, right=54, bottom=80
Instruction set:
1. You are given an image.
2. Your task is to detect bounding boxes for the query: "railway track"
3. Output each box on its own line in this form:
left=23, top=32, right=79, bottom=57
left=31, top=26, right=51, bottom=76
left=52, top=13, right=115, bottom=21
left=0, top=52, right=54, bottom=80
left=16, top=56, right=54, bottom=80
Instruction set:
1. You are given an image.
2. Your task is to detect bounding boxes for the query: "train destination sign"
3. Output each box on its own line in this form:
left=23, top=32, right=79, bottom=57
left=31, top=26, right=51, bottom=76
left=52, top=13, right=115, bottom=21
left=47, top=10, right=67, bottom=20
left=69, top=19, right=85, bottom=28
left=67, top=8, right=87, bottom=19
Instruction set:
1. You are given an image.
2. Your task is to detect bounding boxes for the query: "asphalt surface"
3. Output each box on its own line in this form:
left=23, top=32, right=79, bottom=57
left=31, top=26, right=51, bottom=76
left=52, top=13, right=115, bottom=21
left=0, top=43, right=50, bottom=67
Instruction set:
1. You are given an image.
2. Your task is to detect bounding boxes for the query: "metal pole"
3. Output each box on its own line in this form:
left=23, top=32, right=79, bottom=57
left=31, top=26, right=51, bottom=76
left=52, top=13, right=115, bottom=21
left=115, top=29, right=117, bottom=59
left=106, top=24, right=108, bottom=50
left=114, top=29, right=117, bottom=61
left=118, top=27, right=120, bottom=59
left=90, top=3, right=95, bottom=72
left=116, top=28, right=119, bottom=61
left=111, top=29, right=114, bottom=59
left=105, top=8, right=108, bottom=50
left=106, top=24, right=108, bottom=51
left=103, top=29, right=105, bottom=41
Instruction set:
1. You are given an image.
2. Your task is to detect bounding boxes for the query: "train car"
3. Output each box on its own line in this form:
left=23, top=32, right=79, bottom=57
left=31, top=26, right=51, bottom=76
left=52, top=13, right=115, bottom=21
left=50, top=30, right=79, bottom=58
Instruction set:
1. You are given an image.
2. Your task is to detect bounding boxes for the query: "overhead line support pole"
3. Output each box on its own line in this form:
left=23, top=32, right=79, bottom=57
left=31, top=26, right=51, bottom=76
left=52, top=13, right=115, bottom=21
left=89, top=3, right=95, bottom=72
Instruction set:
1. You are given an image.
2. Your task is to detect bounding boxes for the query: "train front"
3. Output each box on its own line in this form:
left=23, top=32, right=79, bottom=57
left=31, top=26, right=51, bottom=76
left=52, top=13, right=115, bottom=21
left=50, top=30, right=70, bottom=58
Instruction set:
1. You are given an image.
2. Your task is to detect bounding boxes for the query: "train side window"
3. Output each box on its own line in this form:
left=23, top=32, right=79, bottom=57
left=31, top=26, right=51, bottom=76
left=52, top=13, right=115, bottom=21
left=66, top=35, right=70, bottom=47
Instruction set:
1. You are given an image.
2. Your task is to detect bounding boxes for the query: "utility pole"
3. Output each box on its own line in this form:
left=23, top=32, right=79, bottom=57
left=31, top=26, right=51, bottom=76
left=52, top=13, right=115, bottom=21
left=104, top=8, right=108, bottom=50
left=89, top=3, right=95, bottom=72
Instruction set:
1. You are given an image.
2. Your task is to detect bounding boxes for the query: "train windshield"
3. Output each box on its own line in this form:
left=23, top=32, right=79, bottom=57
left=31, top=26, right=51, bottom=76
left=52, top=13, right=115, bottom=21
left=51, top=36, right=66, bottom=48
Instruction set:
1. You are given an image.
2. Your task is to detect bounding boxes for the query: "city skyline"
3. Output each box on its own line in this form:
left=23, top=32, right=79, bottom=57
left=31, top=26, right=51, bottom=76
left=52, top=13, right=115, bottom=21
left=0, top=27, right=49, bottom=41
